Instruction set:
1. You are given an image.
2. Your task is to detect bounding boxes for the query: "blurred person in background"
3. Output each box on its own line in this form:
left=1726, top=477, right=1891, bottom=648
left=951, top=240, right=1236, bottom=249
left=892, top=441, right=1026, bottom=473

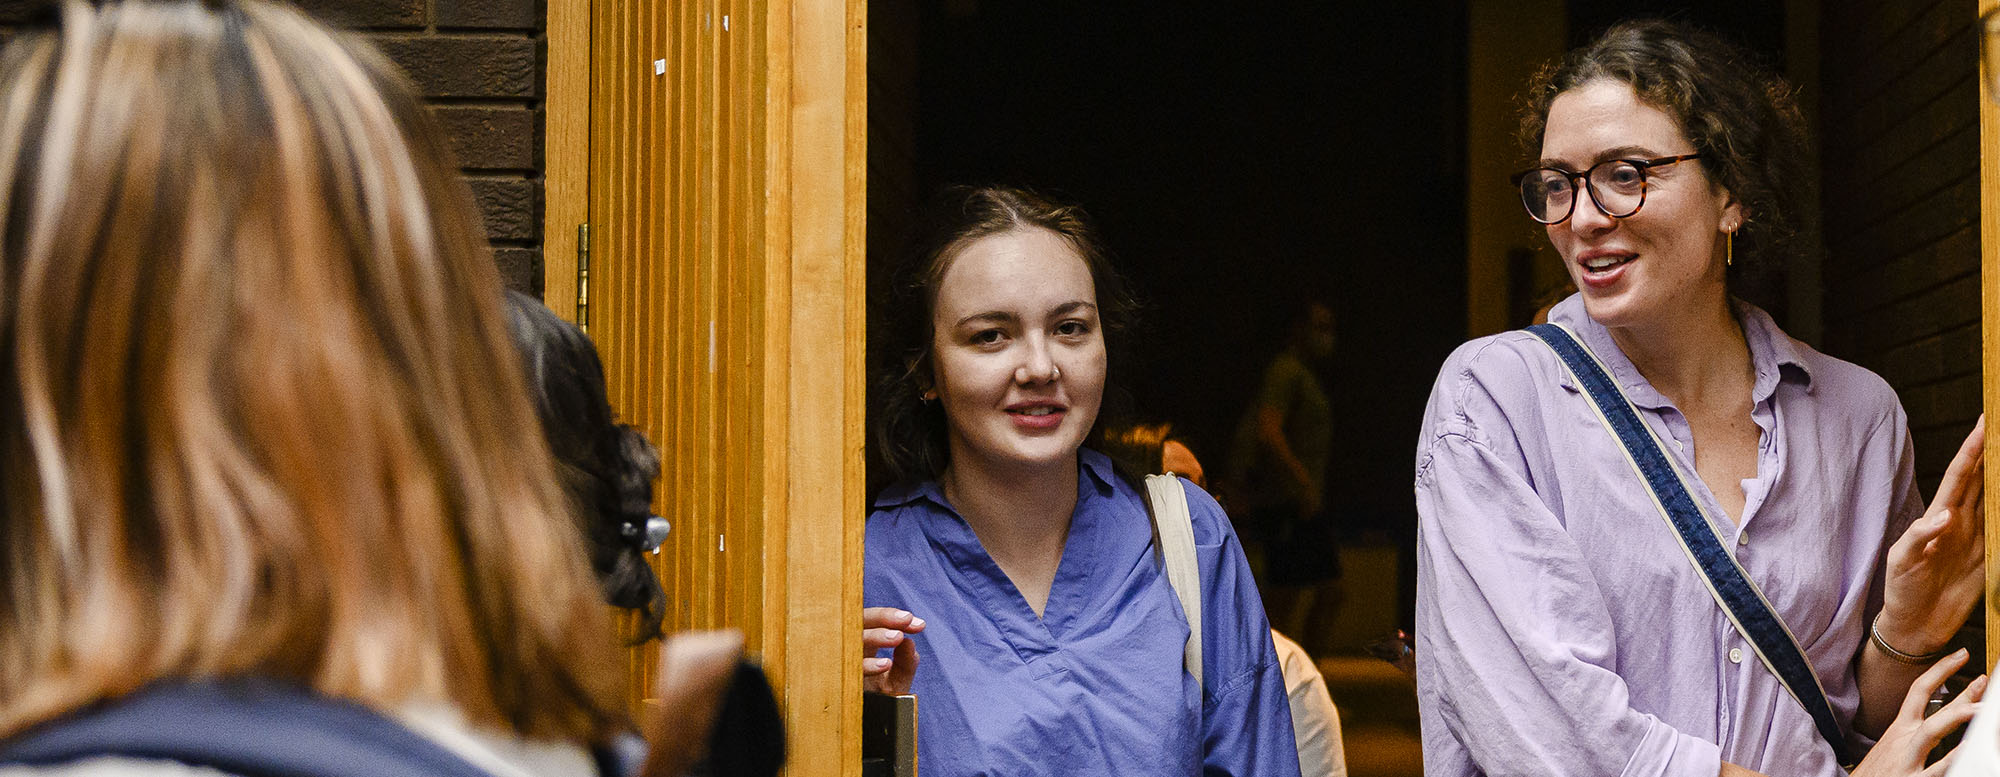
left=1229, top=300, right=1344, bottom=656
left=504, top=290, right=783, bottom=777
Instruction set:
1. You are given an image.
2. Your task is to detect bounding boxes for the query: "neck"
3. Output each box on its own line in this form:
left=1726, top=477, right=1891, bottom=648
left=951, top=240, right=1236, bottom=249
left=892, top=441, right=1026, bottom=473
left=1602, top=293, right=1750, bottom=405
left=942, top=450, right=1079, bottom=565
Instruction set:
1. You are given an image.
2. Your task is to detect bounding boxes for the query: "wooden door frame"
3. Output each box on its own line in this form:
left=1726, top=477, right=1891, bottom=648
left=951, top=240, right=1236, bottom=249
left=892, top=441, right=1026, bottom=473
left=1982, top=0, right=2000, bottom=672
left=544, top=2, right=867, bottom=775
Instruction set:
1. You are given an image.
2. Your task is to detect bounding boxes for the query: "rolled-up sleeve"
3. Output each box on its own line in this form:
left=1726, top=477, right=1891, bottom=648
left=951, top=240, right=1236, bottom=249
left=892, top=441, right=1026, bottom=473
left=1416, top=427, right=1721, bottom=777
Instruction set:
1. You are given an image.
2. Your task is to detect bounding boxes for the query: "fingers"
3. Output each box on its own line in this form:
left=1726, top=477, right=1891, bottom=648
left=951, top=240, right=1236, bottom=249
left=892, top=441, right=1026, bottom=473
left=864, top=627, right=912, bottom=651
left=860, top=609, right=925, bottom=695
left=863, top=607, right=926, bottom=632
left=1922, top=749, right=1958, bottom=777
left=1922, top=673, right=1986, bottom=733
left=1899, top=648, right=1971, bottom=722
left=886, top=635, right=920, bottom=694
left=1933, top=419, right=1987, bottom=511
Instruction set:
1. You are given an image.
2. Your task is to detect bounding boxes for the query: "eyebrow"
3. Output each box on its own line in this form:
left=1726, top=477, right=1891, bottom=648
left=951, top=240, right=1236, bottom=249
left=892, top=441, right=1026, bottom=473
left=951, top=300, right=1098, bottom=329
left=1538, top=145, right=1661, bottom=169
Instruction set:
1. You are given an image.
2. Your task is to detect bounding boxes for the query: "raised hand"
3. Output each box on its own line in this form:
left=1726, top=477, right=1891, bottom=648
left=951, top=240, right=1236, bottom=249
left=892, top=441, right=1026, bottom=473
left=1879, top=417, right=1985, bottom=655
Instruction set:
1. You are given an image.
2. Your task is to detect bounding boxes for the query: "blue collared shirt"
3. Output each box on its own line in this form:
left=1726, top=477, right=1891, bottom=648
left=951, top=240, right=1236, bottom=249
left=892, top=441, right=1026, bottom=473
left=865, top=449, right=1301, bottom=777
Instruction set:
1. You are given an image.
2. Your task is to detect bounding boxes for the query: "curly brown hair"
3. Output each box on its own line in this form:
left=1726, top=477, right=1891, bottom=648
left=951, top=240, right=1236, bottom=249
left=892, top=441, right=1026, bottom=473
left=1519, top=19, right=1811, bottom=280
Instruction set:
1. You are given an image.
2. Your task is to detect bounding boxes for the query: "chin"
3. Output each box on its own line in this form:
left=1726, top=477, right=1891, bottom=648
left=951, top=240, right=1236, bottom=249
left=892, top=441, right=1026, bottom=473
left=996, top=432, right=1088, bottom=469
left=1576, top=287, right=1649, bottom=330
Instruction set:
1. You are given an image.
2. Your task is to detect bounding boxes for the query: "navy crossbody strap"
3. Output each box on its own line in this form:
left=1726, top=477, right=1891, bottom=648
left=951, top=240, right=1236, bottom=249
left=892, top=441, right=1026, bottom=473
left=1526, top=323, right=1849, bottom=764
left=0, top=679, right=502, bottom=777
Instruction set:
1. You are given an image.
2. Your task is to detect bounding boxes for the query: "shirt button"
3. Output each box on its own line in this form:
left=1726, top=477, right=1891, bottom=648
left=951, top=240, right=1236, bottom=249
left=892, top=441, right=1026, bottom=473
left=1729, top=647, right=1744, bottom=664
left=1738, top=531, right=1748, bottom=546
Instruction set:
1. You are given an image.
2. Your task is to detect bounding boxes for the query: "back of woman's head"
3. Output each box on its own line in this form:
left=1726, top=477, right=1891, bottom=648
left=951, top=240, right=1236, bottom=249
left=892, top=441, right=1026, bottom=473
left=873, top=184, right=1138, bottom=483
left=503, top=290, right=668, bottom=640
left=0, top=0, right=621, bottom=740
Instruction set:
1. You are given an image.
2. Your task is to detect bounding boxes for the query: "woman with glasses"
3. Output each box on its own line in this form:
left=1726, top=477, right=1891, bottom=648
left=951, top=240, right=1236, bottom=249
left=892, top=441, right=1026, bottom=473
left=1415, top=19, right=1986, bottom=777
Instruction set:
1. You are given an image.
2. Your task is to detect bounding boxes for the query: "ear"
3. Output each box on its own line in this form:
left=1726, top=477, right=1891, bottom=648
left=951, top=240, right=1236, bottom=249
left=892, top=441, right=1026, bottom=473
left=907, top=353, right=938, bottom=401
left=1719, top=196, right=1746, bottom=235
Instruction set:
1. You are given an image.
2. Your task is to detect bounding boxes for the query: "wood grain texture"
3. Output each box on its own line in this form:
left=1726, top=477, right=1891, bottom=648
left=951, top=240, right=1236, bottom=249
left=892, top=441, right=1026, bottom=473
left=778, top=0, right=867, bottom=773
left=561, top=1, right=866, bottom=772
left=543, top=0, right=587, bottom=320
left=1981, top=0, right=1999, bottom=672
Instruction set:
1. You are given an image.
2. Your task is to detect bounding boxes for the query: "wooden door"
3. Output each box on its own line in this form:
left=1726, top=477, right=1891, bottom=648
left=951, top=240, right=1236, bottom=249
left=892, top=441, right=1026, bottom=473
left=546, top=1, right=867, bottom=775
left=1984, top=0, right=2000, bottom=671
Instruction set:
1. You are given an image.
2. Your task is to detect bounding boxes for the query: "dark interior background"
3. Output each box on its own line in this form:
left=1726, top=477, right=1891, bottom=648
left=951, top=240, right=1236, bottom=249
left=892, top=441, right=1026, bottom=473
left=896, top=0, right=1471, bottom=544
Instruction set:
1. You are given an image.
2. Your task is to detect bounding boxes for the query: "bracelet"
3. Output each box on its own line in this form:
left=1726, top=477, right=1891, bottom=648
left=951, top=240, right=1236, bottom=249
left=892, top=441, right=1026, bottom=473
left=1870, top=616, right=1949, bottom=665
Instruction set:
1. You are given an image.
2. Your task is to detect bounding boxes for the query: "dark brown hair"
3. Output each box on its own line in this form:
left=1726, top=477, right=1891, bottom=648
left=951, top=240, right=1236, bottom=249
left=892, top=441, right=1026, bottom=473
left=873, top=185, right=1138, bottom=483
left=503, top=291, right=668, bottom=642
left=1520, top=19, right=1811, bottom=278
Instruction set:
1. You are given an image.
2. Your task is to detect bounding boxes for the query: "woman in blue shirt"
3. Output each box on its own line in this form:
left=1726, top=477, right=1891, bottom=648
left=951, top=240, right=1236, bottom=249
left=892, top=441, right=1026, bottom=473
left=860, top=185, right=1301, bottom=776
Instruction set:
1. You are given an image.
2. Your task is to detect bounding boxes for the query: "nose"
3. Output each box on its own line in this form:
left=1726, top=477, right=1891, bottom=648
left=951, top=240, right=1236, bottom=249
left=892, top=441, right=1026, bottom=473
left=1565, top=185, right=1618, bottom=237
left=1013, top=335, right=1058, bottom=385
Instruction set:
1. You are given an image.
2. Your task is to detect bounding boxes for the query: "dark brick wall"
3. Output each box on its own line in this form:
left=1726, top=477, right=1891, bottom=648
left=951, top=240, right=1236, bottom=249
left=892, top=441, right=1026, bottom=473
left=1817, top=0, right=1980, bottom=491
left=0, top=0, right=548, bottom=296
left=298, top=0, right=546, bottom=296
left=1817, top=0, right=1981, bottom=657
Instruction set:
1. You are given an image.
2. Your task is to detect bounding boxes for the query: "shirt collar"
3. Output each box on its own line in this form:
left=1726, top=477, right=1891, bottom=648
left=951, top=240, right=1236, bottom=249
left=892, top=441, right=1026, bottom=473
left=1546, top=294, right=1813, bottom=410
left=869, top=448, right=1120, bottom=510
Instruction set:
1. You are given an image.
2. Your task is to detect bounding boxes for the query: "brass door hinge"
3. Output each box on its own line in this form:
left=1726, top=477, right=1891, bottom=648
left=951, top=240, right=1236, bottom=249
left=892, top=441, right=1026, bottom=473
left=576, top=223, right=591, bottom=334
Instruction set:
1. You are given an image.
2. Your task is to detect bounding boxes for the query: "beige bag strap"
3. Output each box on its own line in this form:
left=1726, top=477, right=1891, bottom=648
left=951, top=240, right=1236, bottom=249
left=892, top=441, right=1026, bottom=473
left=1145, top=474, right=1203, bottom=691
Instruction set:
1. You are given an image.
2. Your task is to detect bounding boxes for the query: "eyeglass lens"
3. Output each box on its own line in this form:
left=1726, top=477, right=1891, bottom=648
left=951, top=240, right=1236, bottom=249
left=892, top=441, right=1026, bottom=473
left=1519, top=160, right=1649, bottom=224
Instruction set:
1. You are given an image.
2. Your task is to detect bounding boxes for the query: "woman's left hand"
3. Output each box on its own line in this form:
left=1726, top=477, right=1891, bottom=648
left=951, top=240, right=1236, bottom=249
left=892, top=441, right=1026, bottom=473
left=1879, top=416, right=1985, bottom=654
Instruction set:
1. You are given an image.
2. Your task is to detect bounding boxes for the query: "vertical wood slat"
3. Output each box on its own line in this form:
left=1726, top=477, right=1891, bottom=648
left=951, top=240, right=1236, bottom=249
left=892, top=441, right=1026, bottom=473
left=779, top=0, right=868, bottom=773
left=544, top=0, right=588, bottom=323
left=550, top=1, right=864, bottom=773
left=1980, top=0, right=2000, bottom=672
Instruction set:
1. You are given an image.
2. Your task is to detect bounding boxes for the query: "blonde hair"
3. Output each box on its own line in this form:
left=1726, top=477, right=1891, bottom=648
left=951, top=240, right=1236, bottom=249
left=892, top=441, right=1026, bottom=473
left=0, top=0, right=623, bottom=741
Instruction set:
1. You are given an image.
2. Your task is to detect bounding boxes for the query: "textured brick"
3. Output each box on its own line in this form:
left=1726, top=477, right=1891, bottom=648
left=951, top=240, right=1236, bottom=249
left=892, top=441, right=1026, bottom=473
left=436, top=0, right=536, bottom=30
left=493, top=247, right=543, bottom=297
left=291, top=0, right=426, bottom=29
left=1820, top=0, right=1981, bottom=492
left=436, top=106, right=535, bottom=170
left=466, top=177, right=537, bottom=241
left=373, top=35, right=536, bottom=98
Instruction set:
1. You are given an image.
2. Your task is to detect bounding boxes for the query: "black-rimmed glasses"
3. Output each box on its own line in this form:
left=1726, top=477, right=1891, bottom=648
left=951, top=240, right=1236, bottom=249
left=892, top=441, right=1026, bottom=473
left=1510, top=154, right=1703, bottom=225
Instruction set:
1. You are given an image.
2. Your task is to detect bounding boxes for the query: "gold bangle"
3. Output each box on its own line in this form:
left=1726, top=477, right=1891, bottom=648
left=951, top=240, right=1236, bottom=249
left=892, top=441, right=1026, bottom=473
left=1870, top=617, right=1948, bottom=666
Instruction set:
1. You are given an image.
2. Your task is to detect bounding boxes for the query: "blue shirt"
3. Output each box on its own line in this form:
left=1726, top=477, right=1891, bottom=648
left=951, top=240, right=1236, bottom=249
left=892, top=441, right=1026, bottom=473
left=865, top=449, right=1301, bottom=777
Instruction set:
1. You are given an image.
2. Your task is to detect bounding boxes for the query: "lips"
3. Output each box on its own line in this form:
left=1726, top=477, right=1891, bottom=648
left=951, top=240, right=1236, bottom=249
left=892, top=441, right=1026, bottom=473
left=1006, top=402, right=1067, bottom=430
left=1575, top=250, right=1635, bottom=289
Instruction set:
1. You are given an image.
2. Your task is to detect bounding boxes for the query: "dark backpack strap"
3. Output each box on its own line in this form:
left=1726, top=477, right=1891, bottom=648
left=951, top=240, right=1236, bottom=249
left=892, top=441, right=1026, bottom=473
left=0, top=679, right=500, bottom=777
left=1526, top=323, right=1850, bottom=764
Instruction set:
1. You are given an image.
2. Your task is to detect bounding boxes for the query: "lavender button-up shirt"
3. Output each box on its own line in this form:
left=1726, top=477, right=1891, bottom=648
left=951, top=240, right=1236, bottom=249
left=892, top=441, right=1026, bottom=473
left=1414, top=295, right=1922, bottom=777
